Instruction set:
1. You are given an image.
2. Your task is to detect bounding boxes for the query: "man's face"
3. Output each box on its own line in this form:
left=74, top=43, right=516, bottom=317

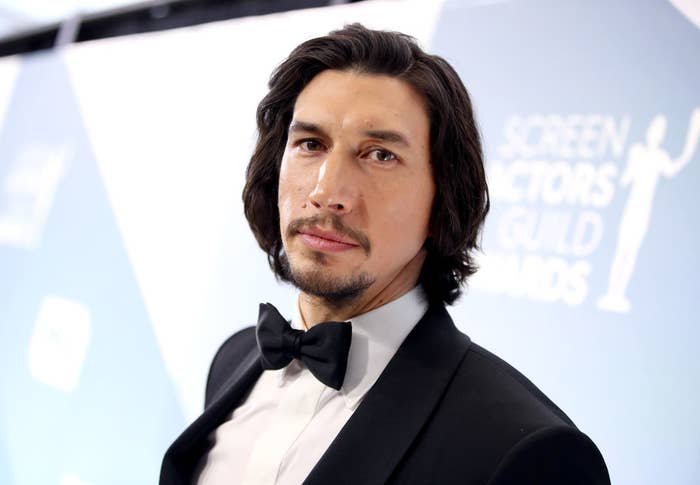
left=278, top=69, right=434, bottom=304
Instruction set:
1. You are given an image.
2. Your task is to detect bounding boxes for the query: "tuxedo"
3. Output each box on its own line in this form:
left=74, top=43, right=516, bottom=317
left=160, top=304, right=610, bottom=484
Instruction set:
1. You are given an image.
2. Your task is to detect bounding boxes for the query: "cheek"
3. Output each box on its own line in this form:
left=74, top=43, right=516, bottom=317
left=384, top=180, right=434, bottom=230
left=278, top=157, right=312, bottom=224
left=372, top=189, right=434, bottom=260
left=277, top=157, right=294, bottom=227
left=411, top=171, right=436, bottom=236
left=277, top=194, right=293, bottom=232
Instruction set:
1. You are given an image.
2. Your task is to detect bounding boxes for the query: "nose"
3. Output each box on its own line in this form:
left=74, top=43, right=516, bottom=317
left=308, top=151, right=357, bottom=215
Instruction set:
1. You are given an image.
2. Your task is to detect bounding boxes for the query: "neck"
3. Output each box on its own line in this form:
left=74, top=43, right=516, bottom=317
left=298, top=250, right=426, bottom=327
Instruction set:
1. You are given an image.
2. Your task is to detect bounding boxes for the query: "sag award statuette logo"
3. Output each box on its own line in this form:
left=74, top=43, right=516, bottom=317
left=598, top=109, right=700, bottom=312
left=472, top=108, right=700, bottom=313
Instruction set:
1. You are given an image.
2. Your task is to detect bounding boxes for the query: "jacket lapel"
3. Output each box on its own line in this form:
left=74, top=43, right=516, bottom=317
left=160, top=343, right=263, bottom=485
left=304, top=304, right=471, bottom=485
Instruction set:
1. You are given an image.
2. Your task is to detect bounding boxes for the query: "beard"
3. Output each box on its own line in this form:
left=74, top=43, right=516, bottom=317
left=280, top=213, right=374, bottom=309
left=281, top=251, right=375, bottom=310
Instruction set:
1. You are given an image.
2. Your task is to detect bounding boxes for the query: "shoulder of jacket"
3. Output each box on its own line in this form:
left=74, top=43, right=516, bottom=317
left=486, top=425, right=610, bottom=485
left=453, top=340, right=576, bottom=428
left=211, top=326, right=257, bottom=367
left=205, top=326, right=257, bottom=404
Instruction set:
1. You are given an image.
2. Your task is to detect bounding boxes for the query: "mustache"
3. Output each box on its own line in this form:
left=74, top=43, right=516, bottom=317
left=286, top=214, right=371, bottom=255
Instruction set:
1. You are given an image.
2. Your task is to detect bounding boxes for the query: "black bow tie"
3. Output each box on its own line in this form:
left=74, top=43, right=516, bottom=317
left=255, top=303, right=352, bottom=390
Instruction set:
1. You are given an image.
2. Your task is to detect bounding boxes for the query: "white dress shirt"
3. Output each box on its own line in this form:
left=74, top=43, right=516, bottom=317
left=194, top=286, right=428, bottom=485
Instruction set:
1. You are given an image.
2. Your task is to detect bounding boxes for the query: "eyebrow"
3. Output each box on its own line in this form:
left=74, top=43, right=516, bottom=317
left=364, top=129, right=410, bottom=147
left=288, top=120, right=411, bottom=147
left=289, top=121, right=327, bottom=137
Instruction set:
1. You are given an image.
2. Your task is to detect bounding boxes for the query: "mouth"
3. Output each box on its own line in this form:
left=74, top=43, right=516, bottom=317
left=297, top=227, right=360, bottom=252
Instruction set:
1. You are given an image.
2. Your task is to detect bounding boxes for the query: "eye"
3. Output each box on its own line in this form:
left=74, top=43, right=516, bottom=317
left=298, top=139, right=324, bottom=152
left=365, top=148, right=398, bottom=163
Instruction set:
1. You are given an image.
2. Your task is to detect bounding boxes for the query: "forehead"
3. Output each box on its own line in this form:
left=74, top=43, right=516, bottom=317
left=292, top=69, right=429, bottom=140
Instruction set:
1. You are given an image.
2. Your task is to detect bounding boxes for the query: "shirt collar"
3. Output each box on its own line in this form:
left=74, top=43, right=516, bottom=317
left=281, top=286, right=428, bottom=410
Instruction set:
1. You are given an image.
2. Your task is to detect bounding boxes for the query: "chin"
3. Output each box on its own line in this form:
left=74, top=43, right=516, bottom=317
left=286, top=258, right=375, bottom=304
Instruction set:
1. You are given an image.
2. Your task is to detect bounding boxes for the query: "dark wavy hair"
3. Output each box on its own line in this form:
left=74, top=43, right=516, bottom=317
left=243, top=23, right=489, bottom=306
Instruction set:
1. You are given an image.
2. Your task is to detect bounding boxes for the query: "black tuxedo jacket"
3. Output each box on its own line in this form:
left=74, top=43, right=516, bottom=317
left=160, top=304, right=610, bottom=484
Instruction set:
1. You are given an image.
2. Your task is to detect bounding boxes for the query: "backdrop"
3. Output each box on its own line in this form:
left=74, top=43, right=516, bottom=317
left=1, top=0, right=698, bottom=484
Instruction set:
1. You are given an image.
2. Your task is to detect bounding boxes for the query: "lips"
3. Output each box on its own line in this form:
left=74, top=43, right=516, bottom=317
left=297, top=227, right=359, bottom=252
left=300, top=227, right=358, bottom=245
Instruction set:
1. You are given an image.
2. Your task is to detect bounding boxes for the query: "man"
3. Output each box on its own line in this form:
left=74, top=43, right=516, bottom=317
left=160, top=23, right=610, bottom=484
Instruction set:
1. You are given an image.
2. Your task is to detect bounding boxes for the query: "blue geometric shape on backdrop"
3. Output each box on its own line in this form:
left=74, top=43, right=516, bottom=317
left=0, top=51, right=185, bottom=485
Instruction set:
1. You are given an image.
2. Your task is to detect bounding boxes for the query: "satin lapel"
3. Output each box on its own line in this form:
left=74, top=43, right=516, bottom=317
left=304, top=304, right=471, bottom=485
left=161, top=345, right=263, bottom=484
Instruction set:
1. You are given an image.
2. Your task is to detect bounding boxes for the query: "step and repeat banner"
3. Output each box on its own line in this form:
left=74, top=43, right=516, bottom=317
left=0, top=0, right=697, bottom=483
